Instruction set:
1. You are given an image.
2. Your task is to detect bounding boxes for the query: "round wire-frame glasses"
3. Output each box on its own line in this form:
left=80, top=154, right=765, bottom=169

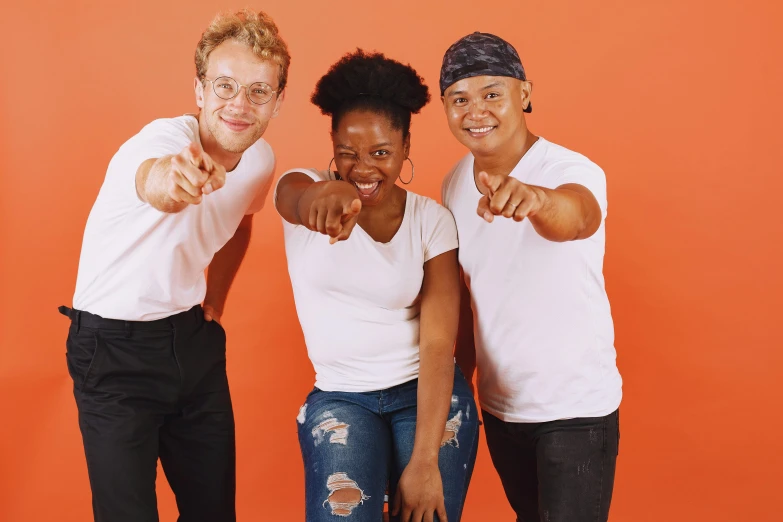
left=203, top=76, right=278, bottom=105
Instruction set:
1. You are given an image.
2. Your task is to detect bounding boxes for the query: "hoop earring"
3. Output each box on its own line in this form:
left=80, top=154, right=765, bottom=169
left=327, top=158, right=341, bottom=180
left=399, top=157, right=414, bottom=185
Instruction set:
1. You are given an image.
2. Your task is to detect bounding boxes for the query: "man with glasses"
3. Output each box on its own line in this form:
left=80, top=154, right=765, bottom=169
left=59, top=10, right=289, bottom=522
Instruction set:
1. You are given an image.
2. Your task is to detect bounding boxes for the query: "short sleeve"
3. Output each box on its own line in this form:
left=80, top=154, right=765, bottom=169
left=103, top=116, right=198, bottom=206
left=553, top=161, right=608, bottom=218
left=423, top=200, right=459, bottom=262
left=273, top=168, right=333, bottom=209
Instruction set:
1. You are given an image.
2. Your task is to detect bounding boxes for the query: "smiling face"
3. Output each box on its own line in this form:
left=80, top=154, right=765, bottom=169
left=195, top=39, right=284, bottom=155
left=331, top=109, right=410, bottom=207
left=442, top=75, right=532, bottom=157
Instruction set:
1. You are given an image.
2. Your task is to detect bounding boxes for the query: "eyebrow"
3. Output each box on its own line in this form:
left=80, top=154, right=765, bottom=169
left=336, top=142, right=394, bottom=150
left=449, top=81, right=504, bottom=96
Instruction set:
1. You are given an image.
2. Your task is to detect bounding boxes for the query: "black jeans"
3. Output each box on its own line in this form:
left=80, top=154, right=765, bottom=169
left=60, top=305, right=236, bottom=522
left=483, top=409, right=619, bottom=522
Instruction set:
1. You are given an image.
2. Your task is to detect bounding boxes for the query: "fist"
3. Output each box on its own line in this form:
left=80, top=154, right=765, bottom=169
left=167, top=143, right=226, bottom=205
left=476, top=170, right=544, bottom=223
left=305, top=181, right=362, bottom=244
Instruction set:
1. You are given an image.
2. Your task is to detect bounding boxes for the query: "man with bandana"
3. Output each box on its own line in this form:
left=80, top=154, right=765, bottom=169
left=440, top=32, right=622, bottom=522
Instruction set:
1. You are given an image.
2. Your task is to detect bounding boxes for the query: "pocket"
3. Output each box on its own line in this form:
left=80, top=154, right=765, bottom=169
left=210, top=319, right=227, bottom=345
left=65, top=326, right=103, bottom=390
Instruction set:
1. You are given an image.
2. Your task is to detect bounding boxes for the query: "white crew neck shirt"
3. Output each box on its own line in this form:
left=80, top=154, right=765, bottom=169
left=73, top=115, right=275, bottom=321
left=442, top=137, right=622, bottom=422
left=277, top=168, right=458, bottom=392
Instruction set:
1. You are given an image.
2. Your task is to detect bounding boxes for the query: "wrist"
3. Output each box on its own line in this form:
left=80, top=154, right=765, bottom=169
left=296, top=183, right=321, bottom=225
left=531, top=185, right=552, bottom=217
left=410, top=448, right=439, bottom=466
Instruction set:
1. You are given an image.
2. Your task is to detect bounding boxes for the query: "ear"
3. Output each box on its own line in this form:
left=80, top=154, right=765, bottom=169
left=271, top=88, right=286, bottom=118
left=195, top=77, right=205, bottom=109
left=403, top=132, right=411, bottom=158
left=520, top=80, right=533, bottom=112
left=440, top=95, right=447, bottom=110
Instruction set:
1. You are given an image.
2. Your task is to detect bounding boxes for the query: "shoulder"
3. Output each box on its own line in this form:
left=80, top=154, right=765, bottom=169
left=279, top=167, right=333, bottom=183
left=538, top=138, right=604, bottom=177
left=116, top=116, right=197, bottom=159
left=137, top=115, right=199, bottom=141
left=409, top=192, right=457, bottom=229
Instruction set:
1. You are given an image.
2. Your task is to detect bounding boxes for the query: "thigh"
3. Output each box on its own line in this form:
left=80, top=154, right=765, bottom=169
left=68, top=326, right=176, bottom=522
left=298, top=391, right=391, bottom=522
left=159, top=378, right=236, bottom=522
left=483, top=411, right=540, bottom=522
left=388, top=371, right=480, bottom=522
left=535, top=410, right=619, bottom=522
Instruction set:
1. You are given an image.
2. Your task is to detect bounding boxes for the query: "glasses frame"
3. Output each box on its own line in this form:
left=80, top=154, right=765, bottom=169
left=203, top=76, right=278, bottom=106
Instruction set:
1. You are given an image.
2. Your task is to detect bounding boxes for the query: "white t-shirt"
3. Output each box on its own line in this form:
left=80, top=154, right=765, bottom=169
left=73, top=115, right=275, bottom=321
left=442, top=137, right=622, bottom=423
left=277, top=168, right=458, bottom=392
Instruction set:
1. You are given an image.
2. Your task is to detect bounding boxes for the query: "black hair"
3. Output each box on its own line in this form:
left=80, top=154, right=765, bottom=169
left=311, top=49, right=430, bottom=137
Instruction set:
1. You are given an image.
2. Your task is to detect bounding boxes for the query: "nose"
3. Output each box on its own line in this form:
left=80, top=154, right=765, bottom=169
left=351, top=155, right=375, bottom=178
left=467, top=98, right=489, bottom=119
left=226, top=85, right=251, bottom=111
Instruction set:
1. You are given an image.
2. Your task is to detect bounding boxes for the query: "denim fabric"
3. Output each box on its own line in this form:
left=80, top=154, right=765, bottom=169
left=483, top=409, right=619, bottom=522
left=296, top=365, right=479, bottom=521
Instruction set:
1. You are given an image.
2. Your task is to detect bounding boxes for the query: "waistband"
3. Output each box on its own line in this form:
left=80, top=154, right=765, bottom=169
left=58, top=305, right=203, bottom=332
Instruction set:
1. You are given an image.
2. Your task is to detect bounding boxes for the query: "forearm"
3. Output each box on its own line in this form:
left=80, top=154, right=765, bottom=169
left=137, top=156, right=188, bottom=213
left=412, top=340, right=455, bottom=463
left=528, top=185, right=600, bottom=242
left=204, top=224, right=252, bottom=315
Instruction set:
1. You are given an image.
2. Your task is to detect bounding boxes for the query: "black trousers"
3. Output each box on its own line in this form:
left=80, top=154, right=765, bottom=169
left=483, top=409, right=619, bottom=522
left=60, top=305, right=236, bottom=522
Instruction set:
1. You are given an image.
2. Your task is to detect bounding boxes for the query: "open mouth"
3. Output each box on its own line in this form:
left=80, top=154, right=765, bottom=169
left=464, top=125, right=497, bottom=138
left=352, top=180, right=382, bottom=200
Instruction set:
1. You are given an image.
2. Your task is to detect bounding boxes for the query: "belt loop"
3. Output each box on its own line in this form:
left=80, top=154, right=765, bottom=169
left=75, top=310, right=81, bottom=334
left=124, top=321, right=132, bottom=338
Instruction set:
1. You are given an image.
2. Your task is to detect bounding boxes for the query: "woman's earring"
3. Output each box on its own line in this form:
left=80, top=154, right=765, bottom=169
left=327, top=158, right=341, bottom=180
left=399, top=157, right=414, bottom=185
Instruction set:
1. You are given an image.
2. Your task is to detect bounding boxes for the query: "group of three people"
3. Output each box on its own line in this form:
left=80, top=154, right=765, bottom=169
left=60, top=9, right=622, bottom=522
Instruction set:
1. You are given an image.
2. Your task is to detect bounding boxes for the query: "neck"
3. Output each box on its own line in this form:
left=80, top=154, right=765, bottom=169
left=359, top=184, right=406, bottom=223
left=473, top=127, right=539, bottom=178
left=197, top=113, right=243, bottom=172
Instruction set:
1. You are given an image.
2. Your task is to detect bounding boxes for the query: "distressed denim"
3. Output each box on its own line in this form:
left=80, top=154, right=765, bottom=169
left=296, top=365, right=479, bottom=521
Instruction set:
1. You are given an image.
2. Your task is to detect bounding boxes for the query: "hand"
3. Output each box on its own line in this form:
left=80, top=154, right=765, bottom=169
left=476, top=171, right=545, bottom=223
left=392, top=459, right=447, bottom=522
left=203, top=303, right=222, bottom=324
left=302, top=181, right=362, bottom=244
left=167, top=143, right=227, bottom=205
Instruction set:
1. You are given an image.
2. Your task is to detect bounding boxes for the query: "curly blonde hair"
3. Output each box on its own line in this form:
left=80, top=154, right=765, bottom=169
left=195, top=9, right=291, bottom=91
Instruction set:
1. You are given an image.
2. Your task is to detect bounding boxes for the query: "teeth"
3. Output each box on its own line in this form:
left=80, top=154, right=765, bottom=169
left=355, top=182, right=378, bottom=189
left=469, top=126, right=494, bottom=133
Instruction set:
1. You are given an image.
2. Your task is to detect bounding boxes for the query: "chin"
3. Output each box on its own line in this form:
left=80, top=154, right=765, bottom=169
left=215, top=129, right=261, bottom=154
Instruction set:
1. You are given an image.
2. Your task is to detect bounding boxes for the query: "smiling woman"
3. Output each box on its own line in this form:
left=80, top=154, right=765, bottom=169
left=273, top=50, right=480, bottom=522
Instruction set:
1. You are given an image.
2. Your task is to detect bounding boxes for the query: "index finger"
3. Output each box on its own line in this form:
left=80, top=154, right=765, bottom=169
left=477, top=171, right=503, bottom=195
left=184, top=142, right=204, bottom=168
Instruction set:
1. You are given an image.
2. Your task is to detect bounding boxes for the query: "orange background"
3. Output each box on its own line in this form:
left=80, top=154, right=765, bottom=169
left=2, top=0, right=781, bottom=520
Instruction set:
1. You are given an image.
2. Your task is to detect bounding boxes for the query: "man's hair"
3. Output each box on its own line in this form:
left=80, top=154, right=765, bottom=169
left=195, top=9, right=291, bottom=91
left=311, top=49, right=430, bottom=138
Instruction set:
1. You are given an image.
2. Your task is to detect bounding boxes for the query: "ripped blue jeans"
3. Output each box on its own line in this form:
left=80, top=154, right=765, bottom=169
left=296, top=365, right=479, bottom=521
